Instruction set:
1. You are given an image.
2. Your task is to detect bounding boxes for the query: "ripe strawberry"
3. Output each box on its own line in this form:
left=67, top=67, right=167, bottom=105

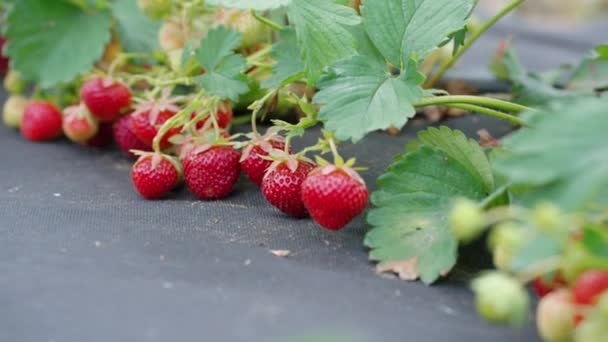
left=0, top=36, right=8, bottom=75
left=131, top=109, right=180, bottom=149
left=193, top=102, right=233, bottom=130
left=533, top=272, right=568, bottom=298
left=62, top=104, right=99, bottom=143
left=114, top=114, right=152, bottom=158
left=302, top=164, right=369, bottom=230
left=183, top=145, right=241, bottom=200
left=80, top=77, right=132, bottom=122
left=241, top=130, right=289, bottom=186
left=573, top=270, right=608, bottom=305
left=85, top=122, right=114, bottom=148
left=131, top=153, right=182, bottom=199
left=20, top=101, right=63, bottom=141
left=262, top=157, right=315, bottom=218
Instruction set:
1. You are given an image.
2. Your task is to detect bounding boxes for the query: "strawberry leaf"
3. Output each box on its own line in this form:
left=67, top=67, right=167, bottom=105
left=110, top=0, right=160, bottom=53
left=193, top=26, right=249, bottom=101
left=361, top=0, right=475, bottom=67
left=416, top=126, right=495, bottom=193
left=494, top=98, right=608, bottom=212
left=261, top=28, right=305, bottom=89
left=366, top=127, right=493, bottom=284
left=314, top=57, right=423, bottom=142
left=566, top=50, right=608, bottom=92
left=206, top=0, right=291, bottom=11
left=287, top=0, right=361, bottom=83
left=4, top=0, right=111, bottom=87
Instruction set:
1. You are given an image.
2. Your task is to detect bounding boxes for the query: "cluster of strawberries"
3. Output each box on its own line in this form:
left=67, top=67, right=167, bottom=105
left=7, top=75, right=369, bottom=231
left=533, top=270, right=608, bottom=341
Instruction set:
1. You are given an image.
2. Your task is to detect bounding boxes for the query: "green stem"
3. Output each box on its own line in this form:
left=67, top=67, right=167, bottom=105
left=246, top=45, right=272, bottom=65
left=413, top=95, right=532, bottom=113
left=441, top=103, right=527, bottom=127
left=251, top=10, right=283, bottom=32
left=424, top=0, right=527, bottom=88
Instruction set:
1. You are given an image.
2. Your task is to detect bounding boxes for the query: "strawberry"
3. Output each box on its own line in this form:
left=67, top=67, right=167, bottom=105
left=114, top=114, right=152, bottom=158
left=302, top=164, right=368, bottom=230
left=2, top=94, right=28, bottom=129
left=192, top=102, right=233, bottom=130
left=573, top=270, right=608, bottom=305
left=536, top=290, right=576, bottom=342
left=183, top=145, right=241, bottom=200
left=62, top=103, right=99, bottom=143
left=85, top=122, right=114, bottom=148
left=131, top=109, right=180, bottom=149
left=159, top=21, right=186, bottom=51
left=131, top=89, right=183, bottom=149
left=80, top=77, right=132, bottom=122
left=262, top=156, right=315, bottom=218
left=131, top=152, right=182, bottom=199
left=0, top=37, right=8, bottom=75
left=20, top=101, right=63, bottom=141
left=241, top=129, right=289, bottom=186
left=533, top=272, right=567, bottom=298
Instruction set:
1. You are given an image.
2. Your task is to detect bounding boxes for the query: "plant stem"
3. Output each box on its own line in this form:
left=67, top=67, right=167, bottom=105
left=424, top=0, right=527, bottom=88
left=251, top=10, right=283, bottom=32
left=413, top=95, right=532, bottom=113
left=442, top=103, right=527, bottom=127
left=232, top=114, right=253, bottom=126
left=246, top=45, right=272, bottom=65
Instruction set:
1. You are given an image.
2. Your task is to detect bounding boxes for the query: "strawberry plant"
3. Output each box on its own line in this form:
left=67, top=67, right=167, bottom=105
left=1, top=0, right=607, bottom=340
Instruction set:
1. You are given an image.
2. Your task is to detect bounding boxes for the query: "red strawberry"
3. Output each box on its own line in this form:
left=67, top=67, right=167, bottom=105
left=175, top=128, right=230, bottom=160
left=80, top=77, right=132, bottom=122
left=0, top=37, right=8, bottom=75
left=302, top=164, right=369, bottom=230
left=183, top=145, right=241, bottom=200
left=114, top=114, right=152, bottom=157
left=262, top=157, right=315, bottom=218
left=62, top=103, right=99, bottom=143
left=572, top=270, right=608, bottom=305
left=85, top=122, right=114, bottom=148
left=20, top=101, right=63, bottom=141
left=131, top=109, right=180, bottom=149
left=131, top=152, right=181, bottom=199
left=533, top=273, right=567, bottom=298
left=192, top=102, right=233, bottom=130
left=241, top=130, right=289, bottom=186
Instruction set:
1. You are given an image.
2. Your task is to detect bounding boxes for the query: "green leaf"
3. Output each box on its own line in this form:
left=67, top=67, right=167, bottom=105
left=566, top=50, right=608, bottom=92
left=416, top=126, right=494, bottom=193
left=287, top=0, right=361, bottom=83
left=494, top=98, right=608, bottom=211
left=206, top=0, right=291, bottom=11
left=193, top=26, right=249, bottom=101
left=361, top=0, right=475, bottom=67
left=110, top=0, right=160, bottom=53
left=366, top=130, right=492, bottom=284
left=261, top=28, right=305, bottom=89
left=510, top=233, right=562, bottom=272
left=581, top=225, right=608, bottom=259
left=596, top=45, right=608, bottom=58
left=5, top=0, right=111, bottom=87
left=314, top=57, right=424, bottom=142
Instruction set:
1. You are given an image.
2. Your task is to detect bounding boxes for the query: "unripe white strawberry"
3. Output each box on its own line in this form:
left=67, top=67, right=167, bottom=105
left=2, top=94, right=28, bottom=129
left=471, top=271, right=529, bottom=326
left=159, top=21, right=186, bottom=52
left=4, top=70, right=27, bottom=94
left=537, top=290, right=575, bottom=342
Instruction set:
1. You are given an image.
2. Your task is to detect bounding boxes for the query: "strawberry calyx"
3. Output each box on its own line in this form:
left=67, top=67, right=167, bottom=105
left=130, top=150, right=183, bottom=182
left=266, top=149, right=314, bottom=174
left=239, top=126, right=285, bottom=162
left=309, top=158, right=366, bottom=186
left=133, top=88, right=184, bottom=126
